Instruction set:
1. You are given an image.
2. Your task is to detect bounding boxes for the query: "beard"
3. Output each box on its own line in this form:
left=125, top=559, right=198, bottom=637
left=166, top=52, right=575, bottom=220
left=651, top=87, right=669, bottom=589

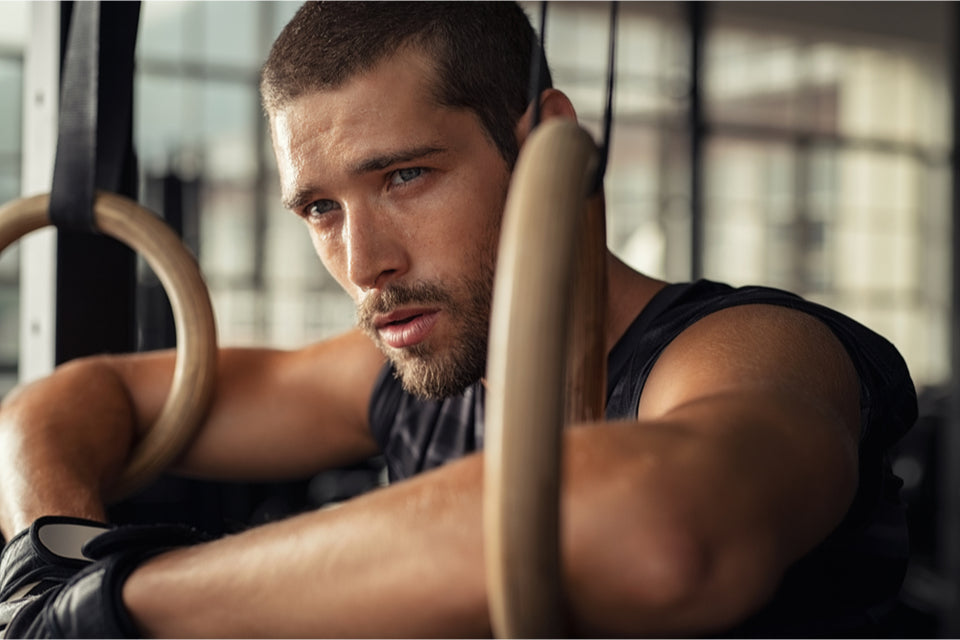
left=357, top=259, right=495, bottom=400
left=356, top=174, right=507, bottom=400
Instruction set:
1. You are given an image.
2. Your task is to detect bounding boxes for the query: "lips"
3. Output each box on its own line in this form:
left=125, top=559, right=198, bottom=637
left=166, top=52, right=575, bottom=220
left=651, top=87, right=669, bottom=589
left=375, top=309, right=440, bottom=349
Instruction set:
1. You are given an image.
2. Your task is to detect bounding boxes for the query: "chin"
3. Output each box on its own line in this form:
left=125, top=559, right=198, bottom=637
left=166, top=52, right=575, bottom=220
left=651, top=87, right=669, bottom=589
left=392, top=353, right=484, bottom=400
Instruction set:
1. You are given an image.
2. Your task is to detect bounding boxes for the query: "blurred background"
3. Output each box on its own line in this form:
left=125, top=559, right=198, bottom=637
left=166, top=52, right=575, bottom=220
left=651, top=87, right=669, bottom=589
left=0, top=1, right=955, bottom=635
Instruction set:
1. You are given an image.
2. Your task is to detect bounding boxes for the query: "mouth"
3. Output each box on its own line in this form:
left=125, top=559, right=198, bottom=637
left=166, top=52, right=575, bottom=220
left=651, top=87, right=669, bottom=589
left=374, top=308, right=441, bottom=349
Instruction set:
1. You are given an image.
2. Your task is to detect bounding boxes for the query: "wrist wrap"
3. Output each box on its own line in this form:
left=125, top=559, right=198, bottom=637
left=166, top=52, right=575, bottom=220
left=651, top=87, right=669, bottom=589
left=1, top=519, right=208, bottom=638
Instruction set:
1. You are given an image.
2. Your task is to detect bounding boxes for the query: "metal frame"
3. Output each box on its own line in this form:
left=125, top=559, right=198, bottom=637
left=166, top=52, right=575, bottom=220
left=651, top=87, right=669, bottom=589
left=943, top=2, right=960, bottom=634
left=19, top=1, right=59, bottom=383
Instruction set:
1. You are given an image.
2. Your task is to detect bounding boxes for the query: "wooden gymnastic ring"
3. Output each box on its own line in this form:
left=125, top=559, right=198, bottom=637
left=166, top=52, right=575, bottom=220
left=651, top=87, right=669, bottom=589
left=0, top=190, right=218, bottom=499
left=484, top=119, right=604, bottom=638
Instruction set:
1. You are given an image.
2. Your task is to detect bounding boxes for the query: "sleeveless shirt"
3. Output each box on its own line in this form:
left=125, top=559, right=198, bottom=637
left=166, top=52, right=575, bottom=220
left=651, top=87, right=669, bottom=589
left=368, top=279, right=918, bottom=636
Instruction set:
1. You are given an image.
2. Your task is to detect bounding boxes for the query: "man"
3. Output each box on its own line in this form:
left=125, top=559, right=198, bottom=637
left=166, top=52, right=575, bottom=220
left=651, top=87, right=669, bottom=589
left=0, top=2, right=916, bottom=637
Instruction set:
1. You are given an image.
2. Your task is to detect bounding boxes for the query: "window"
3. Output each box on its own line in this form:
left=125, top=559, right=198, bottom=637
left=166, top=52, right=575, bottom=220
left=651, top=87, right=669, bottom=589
left=135, top=1, right=354, bottom=348
left=0, top=1, right=26, bottom=393
left=704, top=3, right=952, bottom=387
left=1, top=1, right=951, bottom=394
left=529, top=1, right=951, bottom=389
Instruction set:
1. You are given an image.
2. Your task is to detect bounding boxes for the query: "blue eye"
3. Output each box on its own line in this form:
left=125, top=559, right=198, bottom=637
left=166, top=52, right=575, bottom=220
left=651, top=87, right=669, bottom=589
left=306, top=200, right=338, bottom=217
left=390, top=167, right=424, bottom=186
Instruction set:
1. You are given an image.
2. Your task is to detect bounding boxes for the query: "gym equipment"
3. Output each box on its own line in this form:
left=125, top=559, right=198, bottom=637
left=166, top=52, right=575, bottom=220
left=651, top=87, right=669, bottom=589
left=484, top=120, right=606, bottom=638
left=484, top=2, right=617, bottom=635
left=0, top=191, right=217, bottom=499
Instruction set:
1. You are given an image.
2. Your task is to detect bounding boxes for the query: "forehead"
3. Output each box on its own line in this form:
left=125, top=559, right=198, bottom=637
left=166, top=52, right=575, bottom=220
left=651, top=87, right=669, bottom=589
left=269, top=47, right=496, bottom=209
left=270, top=49, right=443, bottom=161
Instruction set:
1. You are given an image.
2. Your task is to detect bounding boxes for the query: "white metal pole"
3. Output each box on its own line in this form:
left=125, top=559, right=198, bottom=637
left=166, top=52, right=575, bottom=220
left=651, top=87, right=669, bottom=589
left=18, top=0, right=59, bottom=383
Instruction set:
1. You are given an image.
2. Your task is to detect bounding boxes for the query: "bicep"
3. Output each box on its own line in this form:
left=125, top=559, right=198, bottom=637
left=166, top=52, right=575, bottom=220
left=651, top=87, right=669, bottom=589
left=106, top=328, right=385, bottom=480
left=561, top=306, right=863, bottom=632
left=636, top=303, right=861, bottom=565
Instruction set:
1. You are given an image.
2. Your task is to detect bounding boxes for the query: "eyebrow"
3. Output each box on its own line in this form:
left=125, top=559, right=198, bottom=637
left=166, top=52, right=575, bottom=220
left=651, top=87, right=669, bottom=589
left=351, top=145, right=445, bottom=174
left=282, top=145, right=447, bottom=211
left=282, top=190, right=317, bottom=212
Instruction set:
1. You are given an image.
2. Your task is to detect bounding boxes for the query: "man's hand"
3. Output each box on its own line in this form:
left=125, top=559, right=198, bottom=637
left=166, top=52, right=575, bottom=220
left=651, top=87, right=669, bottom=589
left=0, top=517, right=207, bottom=638
left=0, top=517, right=110, bottom=638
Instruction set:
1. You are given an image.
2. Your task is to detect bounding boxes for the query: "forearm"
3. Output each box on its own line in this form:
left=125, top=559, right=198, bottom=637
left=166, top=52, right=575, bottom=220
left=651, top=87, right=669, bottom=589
left=122, top=436, right=698, bottom=638
left=122, top=421, right=792, bottom=638
left=124, top=454, right=491, bottom=638
left=0, top=358, right=137, bottom=537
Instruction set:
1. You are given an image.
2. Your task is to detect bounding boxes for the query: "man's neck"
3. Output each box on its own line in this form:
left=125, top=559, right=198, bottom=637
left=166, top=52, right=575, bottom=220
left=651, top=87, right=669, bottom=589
left=604, top=252, right=667, bottom=354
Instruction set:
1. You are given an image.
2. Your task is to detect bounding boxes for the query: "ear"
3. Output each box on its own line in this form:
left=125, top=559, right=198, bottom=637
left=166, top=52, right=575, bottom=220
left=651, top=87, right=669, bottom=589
left=514, top=89, right=578, bottom=148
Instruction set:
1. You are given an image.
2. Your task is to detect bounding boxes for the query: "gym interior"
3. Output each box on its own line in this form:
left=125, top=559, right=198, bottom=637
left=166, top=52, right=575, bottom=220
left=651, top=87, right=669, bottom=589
left=0, top=1, right=955, bottom=635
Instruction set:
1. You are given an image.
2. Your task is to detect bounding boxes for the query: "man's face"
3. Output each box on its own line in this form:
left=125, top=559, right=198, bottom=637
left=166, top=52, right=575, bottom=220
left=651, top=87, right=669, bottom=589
left=271, top=48, right=513, bottom=399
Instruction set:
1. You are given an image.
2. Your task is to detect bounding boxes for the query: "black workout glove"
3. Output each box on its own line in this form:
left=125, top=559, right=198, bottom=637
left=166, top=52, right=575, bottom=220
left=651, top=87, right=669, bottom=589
left=0, top=516, right=110, bottom=637
left=0, top=517, right=209, bottom=638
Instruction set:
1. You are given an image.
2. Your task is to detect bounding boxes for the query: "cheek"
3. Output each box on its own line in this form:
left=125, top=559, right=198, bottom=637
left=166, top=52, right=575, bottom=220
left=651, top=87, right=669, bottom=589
left=440, top=170, right=508, bottom=250
left=309, top=228, right=356, bottom=299
left=467, top=182, right=507, bottom=263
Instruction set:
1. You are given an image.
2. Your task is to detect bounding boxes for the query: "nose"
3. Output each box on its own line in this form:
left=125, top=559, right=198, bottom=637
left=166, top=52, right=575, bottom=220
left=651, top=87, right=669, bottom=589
left=343, top=204, right=409, bottom=291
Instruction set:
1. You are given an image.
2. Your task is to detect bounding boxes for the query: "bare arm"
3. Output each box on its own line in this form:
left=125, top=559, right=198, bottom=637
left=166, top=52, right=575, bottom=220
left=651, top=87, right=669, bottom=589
left=122, top=304, right=862, bottom=637
left=0, top=328, right=385, bottom=538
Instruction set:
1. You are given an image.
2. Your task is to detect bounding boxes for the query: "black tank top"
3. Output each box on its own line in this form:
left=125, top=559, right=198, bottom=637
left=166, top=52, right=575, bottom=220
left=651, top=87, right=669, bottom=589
left=369, top=279, right=917, bottom=635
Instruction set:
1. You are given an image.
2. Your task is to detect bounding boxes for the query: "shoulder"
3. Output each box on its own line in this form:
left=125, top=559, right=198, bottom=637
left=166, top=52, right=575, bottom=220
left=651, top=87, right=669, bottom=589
left=638, top=300, right=861, bottom=443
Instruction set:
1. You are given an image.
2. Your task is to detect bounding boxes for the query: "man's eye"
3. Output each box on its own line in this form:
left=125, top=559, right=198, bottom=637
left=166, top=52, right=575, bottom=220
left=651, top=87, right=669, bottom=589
left=390, top=167, right=424, bottom=186
left=306, top=200, right=338, bottom=217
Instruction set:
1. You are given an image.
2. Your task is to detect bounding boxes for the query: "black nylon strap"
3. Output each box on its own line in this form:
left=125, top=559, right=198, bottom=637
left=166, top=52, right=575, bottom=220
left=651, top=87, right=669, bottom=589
left=49, top=1, right=141, bottom=233
left=527, top=1, right=549, bottom=131
left=49, top=1, right=99, bottom=233
left=591, top=1, right=618, bottom=195
left=527, top=1, right=618, bottom=195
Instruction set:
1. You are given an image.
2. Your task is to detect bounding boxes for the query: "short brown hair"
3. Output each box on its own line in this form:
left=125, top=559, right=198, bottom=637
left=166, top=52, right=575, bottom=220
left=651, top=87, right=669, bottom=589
left=260, top=1, right=550, bottom=165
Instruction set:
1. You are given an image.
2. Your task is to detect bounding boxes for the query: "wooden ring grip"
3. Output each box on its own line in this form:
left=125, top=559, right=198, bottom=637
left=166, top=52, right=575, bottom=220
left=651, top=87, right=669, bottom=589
left=484, top=119, right=606, bottom=638
left=0, top=191, right=218, bottom=499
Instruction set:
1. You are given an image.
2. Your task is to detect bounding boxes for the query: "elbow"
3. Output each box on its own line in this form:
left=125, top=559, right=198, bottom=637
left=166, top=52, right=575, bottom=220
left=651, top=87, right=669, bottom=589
left=612, top=522, right=712, bottom=611
left=564, top=463, right=783, bottom=637
left=569, top=521, right=779, bottom=636
left=0, top=354, right=139, bottom=465
left=571, top=523, right=714, bottom=632
left=635, top=528, right=713, bottom=613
